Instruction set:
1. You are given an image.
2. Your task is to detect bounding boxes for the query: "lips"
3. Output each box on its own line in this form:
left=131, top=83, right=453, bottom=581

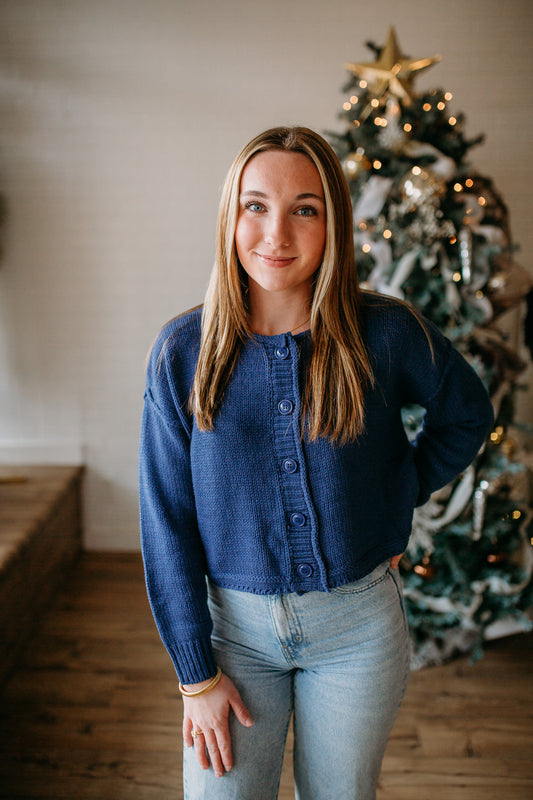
left=256, top=253, right=297, bottom=267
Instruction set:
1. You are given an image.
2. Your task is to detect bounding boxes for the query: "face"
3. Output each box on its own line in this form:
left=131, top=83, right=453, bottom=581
left=234, top=150, right=327, bottom=303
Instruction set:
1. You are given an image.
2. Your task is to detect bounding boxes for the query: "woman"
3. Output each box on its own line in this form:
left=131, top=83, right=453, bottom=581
left=139, top=126, right=494, bottom=799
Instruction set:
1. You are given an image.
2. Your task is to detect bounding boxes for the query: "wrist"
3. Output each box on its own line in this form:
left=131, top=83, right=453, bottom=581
left=179, top=666, right=222, bottom=697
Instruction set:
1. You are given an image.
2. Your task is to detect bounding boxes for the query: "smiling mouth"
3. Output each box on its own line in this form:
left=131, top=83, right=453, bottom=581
left=256, top=254, right=296, bottom=266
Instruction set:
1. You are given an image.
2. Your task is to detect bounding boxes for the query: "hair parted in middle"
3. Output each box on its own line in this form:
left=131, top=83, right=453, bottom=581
left=191, top=125, right=375, bottom=444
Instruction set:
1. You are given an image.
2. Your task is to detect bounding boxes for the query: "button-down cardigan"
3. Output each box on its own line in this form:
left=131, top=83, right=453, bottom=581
left=139, top=294, right=494, bottom=684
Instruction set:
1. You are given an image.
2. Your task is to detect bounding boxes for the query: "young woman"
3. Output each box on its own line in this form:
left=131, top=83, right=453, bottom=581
left=139, top=126, right=494, bottom=799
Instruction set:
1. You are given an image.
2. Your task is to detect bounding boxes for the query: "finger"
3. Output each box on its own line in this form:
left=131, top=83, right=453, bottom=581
left=202, top=729, right=225, bottom=778
left=183, top=717, right=193, bottom=748
left=230, top=695, right=254, bottom=729
left=193, top=731, right=211, bottom=771
left=390, top=554, right=403, bottom=569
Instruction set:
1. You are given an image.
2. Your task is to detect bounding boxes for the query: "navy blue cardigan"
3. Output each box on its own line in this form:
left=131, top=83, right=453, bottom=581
left=139, top=295, right=494, bottom=684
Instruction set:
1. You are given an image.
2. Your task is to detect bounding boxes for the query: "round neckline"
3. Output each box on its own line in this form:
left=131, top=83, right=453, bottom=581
left=249, top=328, right=311, bottom=343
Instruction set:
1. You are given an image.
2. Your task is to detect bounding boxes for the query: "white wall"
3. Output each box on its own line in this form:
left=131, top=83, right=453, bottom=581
left=0, top=0, right=532, bottom=549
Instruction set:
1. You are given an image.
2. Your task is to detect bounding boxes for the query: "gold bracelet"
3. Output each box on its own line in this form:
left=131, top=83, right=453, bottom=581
left=178, top=666, right=222, bottom=697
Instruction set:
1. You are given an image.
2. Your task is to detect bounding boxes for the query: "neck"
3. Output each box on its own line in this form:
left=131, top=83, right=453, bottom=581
left=246, top=284, right=312, bottom=337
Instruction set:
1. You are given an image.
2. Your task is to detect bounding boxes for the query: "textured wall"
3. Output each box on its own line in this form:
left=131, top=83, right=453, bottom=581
left=0, top=0, right=531, bottom=548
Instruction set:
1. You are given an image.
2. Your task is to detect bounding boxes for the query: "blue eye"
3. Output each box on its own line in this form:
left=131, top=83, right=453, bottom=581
left=245, top=201, right=264, bottom=213
left=297, top=206, right=317, bottom=217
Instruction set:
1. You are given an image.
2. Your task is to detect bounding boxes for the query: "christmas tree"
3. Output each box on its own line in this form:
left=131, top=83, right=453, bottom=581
left=328, top=27, right=533, bottom=667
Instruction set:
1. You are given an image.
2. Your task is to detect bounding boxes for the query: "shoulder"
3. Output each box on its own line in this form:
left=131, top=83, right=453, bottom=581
left=151, top=306, right=202, bottom=360
left=145, top=305, right=203, bottom=397
left=360, top=291, right=436, bottom=346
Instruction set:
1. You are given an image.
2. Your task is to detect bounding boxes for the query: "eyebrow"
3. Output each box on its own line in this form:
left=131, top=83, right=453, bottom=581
left=240, top=190, right=325, bottom=202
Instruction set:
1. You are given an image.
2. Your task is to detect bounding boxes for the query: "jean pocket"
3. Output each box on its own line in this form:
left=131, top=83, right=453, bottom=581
left=331, top=560, right=390, bottom=595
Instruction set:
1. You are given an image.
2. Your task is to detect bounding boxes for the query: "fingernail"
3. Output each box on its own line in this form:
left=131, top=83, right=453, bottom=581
left=245, top=718, right=254, bottom=727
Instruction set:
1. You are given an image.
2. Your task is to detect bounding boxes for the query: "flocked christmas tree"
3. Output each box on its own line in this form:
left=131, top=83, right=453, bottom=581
left=328, top=27, right=533, bottom=667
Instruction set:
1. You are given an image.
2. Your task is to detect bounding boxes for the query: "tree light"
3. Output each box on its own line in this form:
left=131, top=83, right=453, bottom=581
left=343, top=102, right=352, bottom=111
left=452, top=272, right=461, bottom=282
left=362, top=243, right=371, bottom=253
left=449, top=116, right=457, bottom=126
left=403, top=123, right=412, bottom=132
left=373, top=160, right=382, bottom=169
left=350, top=95, right=359, bottom=104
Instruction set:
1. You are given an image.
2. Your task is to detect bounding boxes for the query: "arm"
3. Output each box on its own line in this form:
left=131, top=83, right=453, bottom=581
left=399, top=313, right=494, bottom=506
left=139, top=326, right=253, bottom=773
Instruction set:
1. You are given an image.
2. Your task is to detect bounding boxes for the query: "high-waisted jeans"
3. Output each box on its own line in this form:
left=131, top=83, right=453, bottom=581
left=183, top=560, right=410, bottom=800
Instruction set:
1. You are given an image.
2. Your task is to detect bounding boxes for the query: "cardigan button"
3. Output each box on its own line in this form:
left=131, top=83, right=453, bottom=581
left=282, top=458, right=298, bottom=474
left=274, top=345, right=290, bottom=360
left=278, top=399, right=293, bottom=415
left=297, top=563, right=313, bottom=578
left=290, top=512, right=306, bottom=527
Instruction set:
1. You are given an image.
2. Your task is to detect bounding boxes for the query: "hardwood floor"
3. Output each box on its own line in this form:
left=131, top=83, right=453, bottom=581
left=0, top=552, right=531, bottom=799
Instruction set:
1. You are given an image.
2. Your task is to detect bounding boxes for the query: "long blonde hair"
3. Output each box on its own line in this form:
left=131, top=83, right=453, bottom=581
left=191, top=126, right=374, bottom=444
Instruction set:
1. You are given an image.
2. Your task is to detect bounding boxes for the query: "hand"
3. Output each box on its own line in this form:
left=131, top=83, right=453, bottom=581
left=182, top=672, right=254, bottom=777
left=389, top=554, right=403, bottom=570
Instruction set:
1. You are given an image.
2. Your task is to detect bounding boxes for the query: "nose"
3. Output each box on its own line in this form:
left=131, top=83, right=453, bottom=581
left=264, top=213, right=291, bottom=248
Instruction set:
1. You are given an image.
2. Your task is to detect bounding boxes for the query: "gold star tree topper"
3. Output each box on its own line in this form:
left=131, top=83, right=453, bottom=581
left=345, top=26, right=441, bottom=106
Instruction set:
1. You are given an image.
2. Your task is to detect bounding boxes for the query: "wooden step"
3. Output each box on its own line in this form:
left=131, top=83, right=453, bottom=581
left=0, top=464, right=84, bottom=690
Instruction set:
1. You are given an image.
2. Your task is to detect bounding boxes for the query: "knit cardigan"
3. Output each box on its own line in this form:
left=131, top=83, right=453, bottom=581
left=139, top=294, right=494, bottom=684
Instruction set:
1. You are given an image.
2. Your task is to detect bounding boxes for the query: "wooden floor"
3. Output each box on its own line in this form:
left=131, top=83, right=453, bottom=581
left=0, top=553, right=532, bottom=800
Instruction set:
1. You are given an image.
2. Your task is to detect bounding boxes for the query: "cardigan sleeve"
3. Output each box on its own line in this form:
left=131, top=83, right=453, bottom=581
left=139, top=326, right=218, bottom=685
left=398, top=310, right=494, bottom=506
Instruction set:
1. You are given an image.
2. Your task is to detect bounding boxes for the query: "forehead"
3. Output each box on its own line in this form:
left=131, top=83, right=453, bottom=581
left=240, top=150, right=324, bottom=194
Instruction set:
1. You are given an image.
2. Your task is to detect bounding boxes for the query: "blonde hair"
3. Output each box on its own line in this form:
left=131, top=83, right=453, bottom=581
left=192, top=126, right=374, bottom=444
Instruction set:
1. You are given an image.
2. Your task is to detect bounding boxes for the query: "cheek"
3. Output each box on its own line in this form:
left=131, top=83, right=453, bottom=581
left=235, top=217, right=257, bottom=255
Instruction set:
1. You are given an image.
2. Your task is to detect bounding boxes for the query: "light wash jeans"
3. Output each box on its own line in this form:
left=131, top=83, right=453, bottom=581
left=183, top=561, right=409, bottom=800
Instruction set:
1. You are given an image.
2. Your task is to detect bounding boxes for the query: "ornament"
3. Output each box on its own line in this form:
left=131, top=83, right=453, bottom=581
left=400, top=166, right=445, bottom=210
left=486, top=255, right=532, bottom=313
left=458, top=227, right=473, bottom=284
left=473, top=479, right=490, bottom=540
left=345, top=26, right=441, bottom=109
left=413, top=553, right=435, bottom=579
left=342, top=150, right=371, bottom=180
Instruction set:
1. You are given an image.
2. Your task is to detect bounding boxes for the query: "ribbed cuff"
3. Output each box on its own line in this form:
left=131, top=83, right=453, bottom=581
left=170, top=636, right=218, bottom=685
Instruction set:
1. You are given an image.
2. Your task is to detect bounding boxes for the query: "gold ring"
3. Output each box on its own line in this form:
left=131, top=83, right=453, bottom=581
left=191, top=728, right=203, bottom=739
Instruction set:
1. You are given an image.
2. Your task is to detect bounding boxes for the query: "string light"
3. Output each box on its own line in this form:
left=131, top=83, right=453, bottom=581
left=412, top=166, right=422, bottom=176
left=437, top=101, right=445, bottom=110
left=454, top=182, right=463, bottom=192
left=450, top=235, right=457, bottom=244
left=350, top=95, right=359, bottom=104
left=383, top=229, right=392, bottom=239
left=371, top=98, right=380, bottom=108
left=423, top=102, right=431, bottom=111
left=478, top=196, right=487, bottom=206
left=490, top=426, right=504, bottom=443
left=476, top=290, right=484, bottom=298
left=449, top=116, right=457, bottom=126
left=373, top=160, right=382, bottom=169
left=359, top=221, right=367, bottom=231
left=359, top=80, right=367, bottom=89
left=465, top=178, right=474, bottom=188
left=343, top=102, right=352, bottom=111
left=444, top=92, right=453, bottom=101
left=403, top=123, right=412, bottom=132
left=362, top=243, right=371, bottom=253
left=453, top=272, right=462, bottom=282
left=513, top=510, right=522, bottom=520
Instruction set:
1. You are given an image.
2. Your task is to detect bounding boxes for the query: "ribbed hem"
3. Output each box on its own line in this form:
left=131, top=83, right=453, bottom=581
left=170, top=636, right=218, bottom=686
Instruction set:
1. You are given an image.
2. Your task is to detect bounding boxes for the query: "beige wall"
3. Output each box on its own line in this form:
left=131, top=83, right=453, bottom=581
left=0, top=0, right=532, bottom=548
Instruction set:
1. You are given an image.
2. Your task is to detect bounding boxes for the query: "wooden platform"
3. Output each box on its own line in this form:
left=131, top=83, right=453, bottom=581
left=0, top=551, right=531, bottom=799
left=0, top=465, right=84, bottom=691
